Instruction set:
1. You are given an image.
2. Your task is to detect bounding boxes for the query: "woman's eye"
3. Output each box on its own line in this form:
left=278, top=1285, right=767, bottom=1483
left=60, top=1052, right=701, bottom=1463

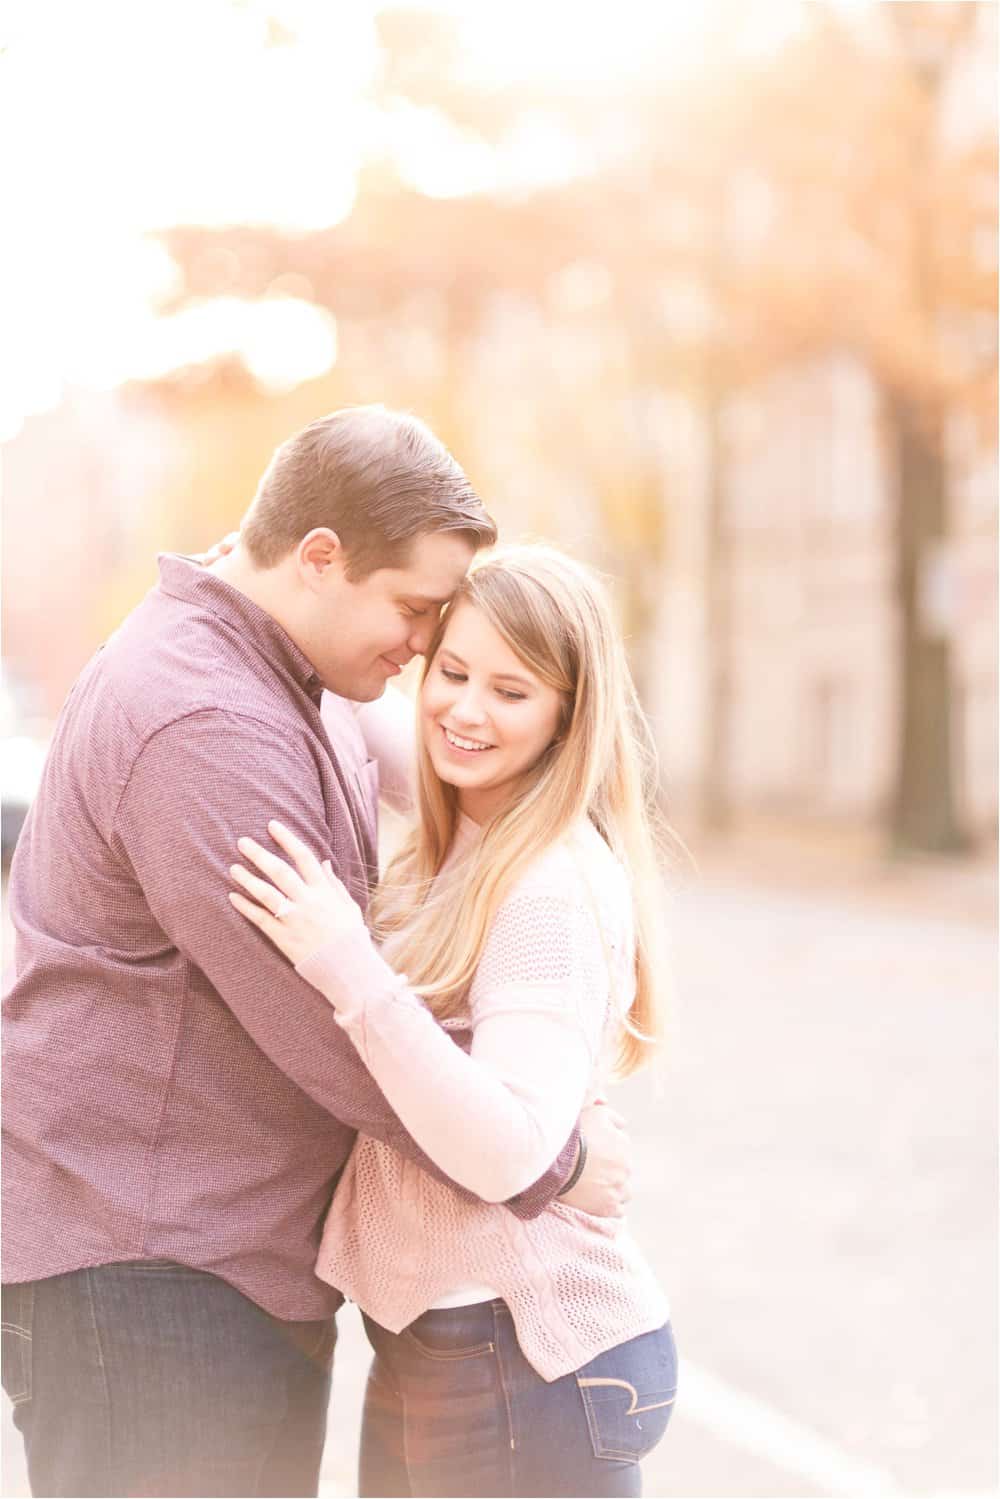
left=440, top=668, right=466, bottom=683
left=497, top=689, right=526, bottom=702
left=402, top=605, right=429, bottom=618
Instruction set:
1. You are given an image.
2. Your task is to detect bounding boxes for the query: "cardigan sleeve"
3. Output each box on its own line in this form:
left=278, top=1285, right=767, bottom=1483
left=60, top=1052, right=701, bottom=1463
left=295, top=881, right=614, bottom=1202
left=351, top=688, right=417, bottom=814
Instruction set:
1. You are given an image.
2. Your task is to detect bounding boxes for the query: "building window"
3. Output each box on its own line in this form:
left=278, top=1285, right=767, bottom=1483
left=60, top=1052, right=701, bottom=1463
left=808, top=678, right=857, bottom=807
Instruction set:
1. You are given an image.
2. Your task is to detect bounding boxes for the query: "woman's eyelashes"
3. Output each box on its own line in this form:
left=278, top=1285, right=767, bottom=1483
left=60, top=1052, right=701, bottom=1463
left=439, top=667, right=525, bottom=702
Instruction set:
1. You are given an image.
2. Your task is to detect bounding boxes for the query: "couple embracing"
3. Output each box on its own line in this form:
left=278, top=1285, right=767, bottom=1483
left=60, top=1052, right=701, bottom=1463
left=3, top=406, right=677, bottom=1498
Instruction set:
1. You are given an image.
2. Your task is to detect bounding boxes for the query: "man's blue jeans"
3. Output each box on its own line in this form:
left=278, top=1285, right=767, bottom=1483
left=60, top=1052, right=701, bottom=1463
left=1, top=1262, right=336, bottom=1498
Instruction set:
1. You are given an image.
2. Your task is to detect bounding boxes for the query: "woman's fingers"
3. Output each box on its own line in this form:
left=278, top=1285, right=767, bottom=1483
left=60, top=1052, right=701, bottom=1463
left=229, top=863, right=292, bottom=913
left=236, top=836, right=306, bottom=897
left=203, top=530, right=240, bottom=564
left=267, top=820, right=326, bottom=884
left=588, top=1098, right=627, bottom=1131
left=229, top=889, right=283, bottom=940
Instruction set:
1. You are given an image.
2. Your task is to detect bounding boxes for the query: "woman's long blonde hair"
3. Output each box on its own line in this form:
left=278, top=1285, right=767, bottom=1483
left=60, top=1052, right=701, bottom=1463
left=369, top=544, right=671, bottom=1076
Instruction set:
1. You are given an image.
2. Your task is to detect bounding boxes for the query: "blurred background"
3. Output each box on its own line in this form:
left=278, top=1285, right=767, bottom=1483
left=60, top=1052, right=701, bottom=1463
left=1, top=1, right=996, bottom=1495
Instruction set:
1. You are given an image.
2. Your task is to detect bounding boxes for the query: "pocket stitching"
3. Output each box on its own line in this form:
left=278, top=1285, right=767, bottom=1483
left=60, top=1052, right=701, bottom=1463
left=577, top=1375, right=677, bottom=1417
left=577, top=1375, right=607, bottom=1461
left=401, top=1328, right=495, bottom=1362
left=1, top=1284, right=34, bottom=1407
left=575, top=1376, right=677, bottom=1463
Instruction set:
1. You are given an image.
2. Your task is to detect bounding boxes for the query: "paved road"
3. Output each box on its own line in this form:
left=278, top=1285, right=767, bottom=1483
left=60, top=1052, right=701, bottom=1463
left=4, top=865, right=997, bottom=1497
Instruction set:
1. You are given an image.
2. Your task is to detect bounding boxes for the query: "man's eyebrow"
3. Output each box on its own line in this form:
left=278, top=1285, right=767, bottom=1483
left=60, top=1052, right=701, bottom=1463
left=401, top=593, right=451, bottom=607
left=438, top=649, right=534, bottom=688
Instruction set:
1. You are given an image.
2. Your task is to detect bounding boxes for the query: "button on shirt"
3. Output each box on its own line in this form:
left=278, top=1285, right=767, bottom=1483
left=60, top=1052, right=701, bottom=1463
left=2, top=556, right=572, bottom=1321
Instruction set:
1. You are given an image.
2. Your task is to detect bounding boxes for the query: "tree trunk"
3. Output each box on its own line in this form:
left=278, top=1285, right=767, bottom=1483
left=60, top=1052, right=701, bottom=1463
left=889, top=394, right=967, bottom=854
left=886, top=3, right=976, bottom=857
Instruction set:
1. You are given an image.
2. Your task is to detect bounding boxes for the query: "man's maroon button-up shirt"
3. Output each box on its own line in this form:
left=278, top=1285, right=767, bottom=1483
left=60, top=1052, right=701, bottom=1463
left=3, top=557, right=572, bottom=1320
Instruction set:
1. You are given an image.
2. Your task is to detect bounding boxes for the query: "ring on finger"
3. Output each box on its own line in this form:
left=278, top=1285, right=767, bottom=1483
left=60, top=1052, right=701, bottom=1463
left=273, top=896, right=294, bottom=920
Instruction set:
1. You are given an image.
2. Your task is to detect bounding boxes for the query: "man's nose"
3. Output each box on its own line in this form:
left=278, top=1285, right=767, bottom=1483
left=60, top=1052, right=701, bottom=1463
left=407, top=616, right=439, bottom=656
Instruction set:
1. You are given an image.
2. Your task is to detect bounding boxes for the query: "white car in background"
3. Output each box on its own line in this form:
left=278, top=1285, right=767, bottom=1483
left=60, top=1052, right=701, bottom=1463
left=1, top=669, right=49, bottom=868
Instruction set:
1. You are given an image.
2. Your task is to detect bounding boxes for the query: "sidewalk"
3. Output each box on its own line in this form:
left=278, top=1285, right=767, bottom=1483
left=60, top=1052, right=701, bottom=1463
left=685, top=814, right=998, bottom=928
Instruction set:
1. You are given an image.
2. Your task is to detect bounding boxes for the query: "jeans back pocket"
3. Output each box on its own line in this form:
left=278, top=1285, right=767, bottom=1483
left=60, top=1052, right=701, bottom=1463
left=575, top=1322, right=677, bottom=1463
left=1, top=1283, right=35, bottom=1407
left=399, top=1304, right=497, bottom=1362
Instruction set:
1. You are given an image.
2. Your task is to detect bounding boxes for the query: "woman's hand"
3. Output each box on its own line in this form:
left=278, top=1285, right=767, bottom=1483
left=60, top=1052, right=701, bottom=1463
left=229, top=819, right=366, bottom=967
left=560, top=1101, right=633, bottom=1219
left=195, top=531, right=240, bottom=566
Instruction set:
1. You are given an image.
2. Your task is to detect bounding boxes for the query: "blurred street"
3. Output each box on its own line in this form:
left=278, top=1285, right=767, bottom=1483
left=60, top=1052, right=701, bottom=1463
left=5, top=844, right=995, bottom=1498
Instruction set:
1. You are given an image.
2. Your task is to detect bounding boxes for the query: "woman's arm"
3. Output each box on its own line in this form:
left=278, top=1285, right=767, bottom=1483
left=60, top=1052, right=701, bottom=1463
left=230, top=822, right=610, bottom=1202
left=302, top=934, right=596, bottom=1201
left=322, top=688, right=416, bottom=814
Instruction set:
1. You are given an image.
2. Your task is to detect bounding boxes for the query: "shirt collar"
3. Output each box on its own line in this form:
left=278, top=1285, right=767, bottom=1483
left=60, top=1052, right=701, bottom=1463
left=156, top=554, right=326, bottom=705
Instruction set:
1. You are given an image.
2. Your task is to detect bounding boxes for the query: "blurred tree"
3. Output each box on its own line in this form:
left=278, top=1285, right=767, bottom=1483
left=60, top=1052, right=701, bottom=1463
left=881, top=2, right=991, bottom=854
left=737, top=1, right=997, bottom=852
left=618, top=10, right=760, bottom=833
left=604, top=2, right=996, bottom=843
left=154, top=1, right=996, bottom=849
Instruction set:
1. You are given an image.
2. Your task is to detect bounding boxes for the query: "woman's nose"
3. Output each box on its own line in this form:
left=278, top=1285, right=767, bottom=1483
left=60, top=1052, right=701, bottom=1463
left=452, top=687, right=488, bottom=724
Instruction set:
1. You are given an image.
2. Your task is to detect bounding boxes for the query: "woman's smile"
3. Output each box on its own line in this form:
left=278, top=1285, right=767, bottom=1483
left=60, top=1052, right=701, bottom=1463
left=440, top=725, right=496, bottom=755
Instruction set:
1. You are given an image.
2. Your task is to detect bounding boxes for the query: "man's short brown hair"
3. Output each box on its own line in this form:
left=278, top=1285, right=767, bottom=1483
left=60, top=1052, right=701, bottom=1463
left=242, top=405, right=497, bottom=578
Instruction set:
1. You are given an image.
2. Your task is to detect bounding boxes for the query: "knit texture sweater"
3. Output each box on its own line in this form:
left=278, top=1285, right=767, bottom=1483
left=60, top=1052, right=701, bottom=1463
left=297, top=810, right=669, bottom=1381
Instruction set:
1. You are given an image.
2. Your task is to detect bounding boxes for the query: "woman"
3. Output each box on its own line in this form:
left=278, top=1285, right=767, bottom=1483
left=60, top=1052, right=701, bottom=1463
left=229, top=545, right=677, bottom=1497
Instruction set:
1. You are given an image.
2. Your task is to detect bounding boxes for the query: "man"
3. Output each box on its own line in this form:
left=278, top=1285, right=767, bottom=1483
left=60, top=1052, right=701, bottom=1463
left=2, top=406, right=630, bottom=1498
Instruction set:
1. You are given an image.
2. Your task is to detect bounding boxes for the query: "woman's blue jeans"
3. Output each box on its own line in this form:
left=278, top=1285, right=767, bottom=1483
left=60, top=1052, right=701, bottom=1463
left=360, top=1301, right=677, bottom=1497
left=1, top=1262, right=336, bottom=1498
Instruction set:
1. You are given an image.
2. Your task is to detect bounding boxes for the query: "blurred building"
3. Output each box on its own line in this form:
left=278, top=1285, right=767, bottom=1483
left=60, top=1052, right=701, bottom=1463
left=649, top=3, right=999, bottom=848
left=673, top=353, right=997, bottom=841
left=439, top=299, right=998, bottom=848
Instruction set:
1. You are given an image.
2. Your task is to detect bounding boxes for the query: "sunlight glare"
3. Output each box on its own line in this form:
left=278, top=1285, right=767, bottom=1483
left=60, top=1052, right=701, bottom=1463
left=407, top=0, right=707, bottom=88
left=1, top=0, right=809, bottom=441
left=127, top=297, right=339, bottom=393
left=2, top=0, right=371, bottom=439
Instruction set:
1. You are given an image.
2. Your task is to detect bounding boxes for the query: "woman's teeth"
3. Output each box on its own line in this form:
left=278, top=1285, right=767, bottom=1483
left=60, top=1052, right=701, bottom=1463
left=443, top=727, right=494, bottom=752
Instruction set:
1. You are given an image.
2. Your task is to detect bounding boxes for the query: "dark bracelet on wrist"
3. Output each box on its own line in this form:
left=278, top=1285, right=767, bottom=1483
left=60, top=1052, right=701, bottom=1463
left=557, top=1133, right=588, bottom=1197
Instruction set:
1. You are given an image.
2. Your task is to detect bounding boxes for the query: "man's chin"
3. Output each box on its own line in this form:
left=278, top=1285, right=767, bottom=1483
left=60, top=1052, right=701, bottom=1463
left=319, top=672, right=386, bottom=703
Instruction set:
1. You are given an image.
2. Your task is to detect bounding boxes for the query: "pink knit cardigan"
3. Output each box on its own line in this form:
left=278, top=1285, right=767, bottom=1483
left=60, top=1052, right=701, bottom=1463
left=297, top=808, right=669, bottom=1381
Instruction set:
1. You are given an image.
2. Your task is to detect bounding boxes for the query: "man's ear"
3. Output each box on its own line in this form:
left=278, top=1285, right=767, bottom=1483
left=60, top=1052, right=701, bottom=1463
left=296, top=528, right=344, bottom=589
